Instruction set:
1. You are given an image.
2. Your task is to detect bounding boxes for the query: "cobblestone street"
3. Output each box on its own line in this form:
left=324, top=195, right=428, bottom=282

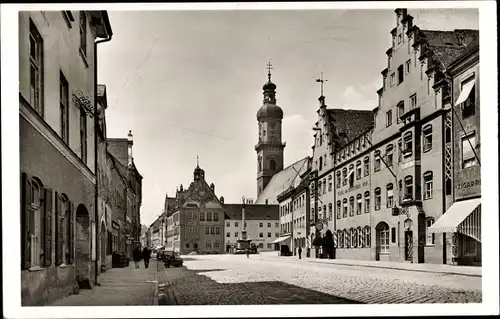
left=157, top=255, right=482, bottom=305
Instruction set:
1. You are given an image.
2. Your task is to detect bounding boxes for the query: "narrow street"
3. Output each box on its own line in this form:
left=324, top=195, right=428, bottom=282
left=158, top=255, right=482, bottom=305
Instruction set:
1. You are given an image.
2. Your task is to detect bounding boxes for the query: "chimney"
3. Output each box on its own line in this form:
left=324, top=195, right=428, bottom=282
left=127, top=130, right=133, bottom=166
left=210, top=183, right=215, bottom=193
left=180, top=184, right=184, bottom=192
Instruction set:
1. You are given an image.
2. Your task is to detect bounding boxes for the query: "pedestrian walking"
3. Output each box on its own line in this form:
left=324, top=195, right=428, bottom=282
left=133, top=245, right=141, bottom=268
left=142, top=246, right=151, bottom=269
left=298, top=246, right=302, bottom=259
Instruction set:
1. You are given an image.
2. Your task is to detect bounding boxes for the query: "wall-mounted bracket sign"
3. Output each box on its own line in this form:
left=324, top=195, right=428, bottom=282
left=72, top=90, right=94, bottom=117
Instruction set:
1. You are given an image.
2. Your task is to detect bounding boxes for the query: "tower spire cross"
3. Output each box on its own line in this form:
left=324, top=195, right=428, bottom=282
left=315, top=72, right=328, bottom=97
left=266, top=62, right=273, bottom=81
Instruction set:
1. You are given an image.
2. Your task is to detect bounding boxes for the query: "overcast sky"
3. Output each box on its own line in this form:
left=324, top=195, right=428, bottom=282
left=97, top=8, right=478, bottom=226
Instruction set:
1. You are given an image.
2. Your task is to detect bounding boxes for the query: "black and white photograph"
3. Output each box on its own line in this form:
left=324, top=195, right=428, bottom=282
left=1, top=1, right=498, bottom=318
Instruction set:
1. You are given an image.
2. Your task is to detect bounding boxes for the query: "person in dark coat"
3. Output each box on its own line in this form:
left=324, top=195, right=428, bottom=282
left=133, top=245, right=141, bottom=268
left=142, top=246, right=151, bottom=269
left=298, top=246, right=302, bottom=259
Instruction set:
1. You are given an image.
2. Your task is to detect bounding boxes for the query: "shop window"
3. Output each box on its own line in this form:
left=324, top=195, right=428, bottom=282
left=374, top=188, right=381, bottom=210
left=423, top=171, right=433, bottom=200
left=363, top=156, right=370, bottom=176
left=462, top=132, right=477, bottom=168
left=357, top=226, right=363, bottom=248
left=422, top=125, right=432, bottom=152
left=352, top=228, right=358, bottom=248
left=344, top=229, right=350, bottom=248
left=365, top=226, right=371, bottom=247
left=356, top=194, right=362, bottom=215
left=226, top=232, right=230, bottom=238
left=364, top=191, right=370, bottom=214
left=426, top=217, right=435, bottom=245
left=374, top=151, right=381, bottom=171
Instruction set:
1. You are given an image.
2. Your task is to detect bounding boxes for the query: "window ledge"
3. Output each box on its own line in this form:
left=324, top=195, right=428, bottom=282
left=402, top=151, right=413, bottom=158
left=422, top=147, right=432, bottom=153
left=28, top=266, right=44, bottom=272
left=79, top=48, right=89, bottom=68
left=426, top=244, right=435, bottom=247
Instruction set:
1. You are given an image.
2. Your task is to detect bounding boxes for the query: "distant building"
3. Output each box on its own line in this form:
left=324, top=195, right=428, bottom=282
left=223, top=204, right=280, bottom=252
left=165, top=164, right=225, bottom=254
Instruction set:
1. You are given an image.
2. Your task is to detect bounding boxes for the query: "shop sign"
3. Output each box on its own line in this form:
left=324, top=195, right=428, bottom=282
left=456, top=179, right=480, bottom=190
left=338, top=181, right=368, bottom=196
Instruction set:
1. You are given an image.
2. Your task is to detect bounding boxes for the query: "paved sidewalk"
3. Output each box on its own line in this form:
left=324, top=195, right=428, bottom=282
left=50, top=262, right=158, bottom=306
left=258, top=251, right=481, bottom=277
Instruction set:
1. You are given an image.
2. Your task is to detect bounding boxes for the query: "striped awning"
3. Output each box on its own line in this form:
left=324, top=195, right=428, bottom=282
left=428, top=198, right=481, bottom=235
left=270, top=235, right=291, bottom=244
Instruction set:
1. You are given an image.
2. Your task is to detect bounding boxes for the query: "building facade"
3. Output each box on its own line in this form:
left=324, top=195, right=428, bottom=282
left=428, top=36, right=481, bottom=266
left=224, top=204, right=280, bottom=252
left=19, top=11, right=111, bottom=306
left=328, top=9, right=478, bottom=265
left=256, top=67, right=286, bottom=196
left=165, top=165, right=225, bottom=255
left=107, top=131, right=143, bottom=259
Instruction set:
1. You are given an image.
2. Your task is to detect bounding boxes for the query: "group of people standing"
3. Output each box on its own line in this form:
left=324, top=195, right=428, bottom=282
left=133, top=245, right=152, bottom=269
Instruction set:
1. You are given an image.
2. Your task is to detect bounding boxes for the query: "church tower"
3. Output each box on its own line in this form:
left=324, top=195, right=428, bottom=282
left=255, top=63, right=285, bottom=196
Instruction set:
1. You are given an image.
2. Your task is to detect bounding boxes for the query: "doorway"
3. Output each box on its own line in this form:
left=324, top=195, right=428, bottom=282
left=404, top=230, right=413, bottom=261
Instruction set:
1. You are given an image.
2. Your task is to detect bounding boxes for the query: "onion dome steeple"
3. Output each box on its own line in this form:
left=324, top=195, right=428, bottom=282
left=257, top=62, right=283, bottom=120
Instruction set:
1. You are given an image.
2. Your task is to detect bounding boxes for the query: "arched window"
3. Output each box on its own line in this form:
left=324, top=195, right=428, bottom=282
left=386, top=183, right=394, bottom=208
left=423, top=171, right=433, bottom=200
left=403, top=131, right=413, bottom=156
left=356, top=194, right=362, bottom=215
left=352, top=228, right=358, bottom=248
left=323, top=178, right=326, bottom=194
left=374, top=150, right=381, bottom=171
left=377, top=223, right=390, bottom=253
left=336, top=201, right=341, bottom=219
left=374, top=187, right=381, bottom=210
left=342, top=168, right=347, bottom=185
left=22, top=175, right=45, bottom=269
left=364, top=191, right=370, bottom=214
left=270, top=159, right=277, bottom=171
left=365, top=226, right=371, bottom=247
left=60, top=193, right=70, bottom=265
left=337, top=229, right=344, bottom=248
left=344, top=229, right=350, bottom=248
left=363, top=156, right=370, bottom=176
left=356, top=160, right=362, bottom=180
left=342, top=198, right=348, bottom=218
left=258, top=243, right=264, bottom=249
left=328, top=175, right=333, bottom=191
left=357, top=226, right=363, bottom=248
left=336, top=171, right=341, bottom=187
left=328, top=203, right=333, bottom=221
left=426, top=217, right=435, bottom=245
left=349, top=196, right=355, bottom=216
left=348, top=164, right=355, bottom=187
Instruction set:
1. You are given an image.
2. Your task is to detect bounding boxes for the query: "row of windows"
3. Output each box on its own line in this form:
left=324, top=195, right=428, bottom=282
left=386, top=94, right=418, bottom=127
left=280, top=194, right=307, bottom=216
left=29, top=15, right=89, bottom=164
left=21, top=174, right=75, bottom=269
left=226, top=232, right=280, bottom=238
left=199, top=212, right=219, bottom=221
left=333, top=172, right=434, bottom=218
left=281, top=215, right=306, bottom=233
left=224, top=221, right=280, bottom=228
left=204, top=227, right=221, bottom=235
left=337, top=227, right=371, bottom=249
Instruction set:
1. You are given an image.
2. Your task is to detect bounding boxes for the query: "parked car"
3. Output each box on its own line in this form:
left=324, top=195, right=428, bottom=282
left=163, top=251, right=183, bottom=267
left=158, top=250, right=173, bottom=262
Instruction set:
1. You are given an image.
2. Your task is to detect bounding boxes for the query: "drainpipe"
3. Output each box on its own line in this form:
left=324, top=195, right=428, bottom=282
left=94, top=12, right=113, bottom=286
